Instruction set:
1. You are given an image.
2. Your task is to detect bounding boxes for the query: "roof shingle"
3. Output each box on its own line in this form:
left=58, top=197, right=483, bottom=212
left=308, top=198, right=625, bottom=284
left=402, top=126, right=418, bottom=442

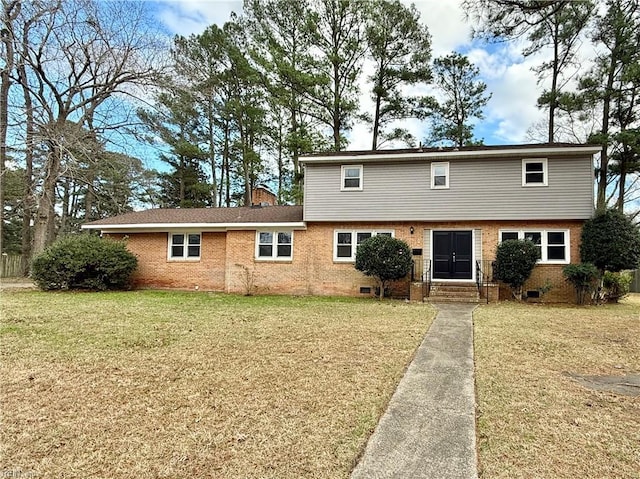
left=84, top=205, right=303, bottom=227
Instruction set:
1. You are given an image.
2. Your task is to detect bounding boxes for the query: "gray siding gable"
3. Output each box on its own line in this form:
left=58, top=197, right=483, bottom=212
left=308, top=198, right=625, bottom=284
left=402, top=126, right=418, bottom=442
left=303, top=154, right=595, bottom=221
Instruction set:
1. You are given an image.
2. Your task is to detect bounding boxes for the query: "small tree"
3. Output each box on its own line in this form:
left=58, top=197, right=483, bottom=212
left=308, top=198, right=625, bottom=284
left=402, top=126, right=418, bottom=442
left=493, top=239, right=540, bottom=300
left=355, top=235, right=412, bottom=300
left=563, top=263, right=599, bottom=305
left=32, top=235, right=137, bottom=291
left=580, top=209, right=640, bottom=273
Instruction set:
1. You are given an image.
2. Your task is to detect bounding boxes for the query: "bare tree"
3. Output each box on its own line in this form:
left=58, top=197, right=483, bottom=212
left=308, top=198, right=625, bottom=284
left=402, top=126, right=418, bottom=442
left=11, top=0, right=162, bottom=256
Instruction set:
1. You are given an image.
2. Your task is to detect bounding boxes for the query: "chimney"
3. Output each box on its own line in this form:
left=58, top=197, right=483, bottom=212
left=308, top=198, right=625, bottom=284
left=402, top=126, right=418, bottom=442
left=251, top=185, right=278, bottom=206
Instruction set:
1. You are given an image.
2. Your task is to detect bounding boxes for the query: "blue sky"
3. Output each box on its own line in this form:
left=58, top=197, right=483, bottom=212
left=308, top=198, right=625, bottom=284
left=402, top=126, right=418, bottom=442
left=145, top=0, right=559, bottom=148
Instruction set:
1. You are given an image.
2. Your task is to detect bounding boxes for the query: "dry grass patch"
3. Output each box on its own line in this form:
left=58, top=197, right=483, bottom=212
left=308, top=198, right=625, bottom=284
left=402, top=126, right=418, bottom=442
left=474, top=294, right=640, bottom=479
left=0, top=291, right=434, bottom=478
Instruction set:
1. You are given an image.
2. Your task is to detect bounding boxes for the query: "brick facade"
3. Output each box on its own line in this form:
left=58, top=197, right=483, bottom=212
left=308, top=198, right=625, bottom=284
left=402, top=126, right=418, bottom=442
left=109, top=219, right=583, bottom=302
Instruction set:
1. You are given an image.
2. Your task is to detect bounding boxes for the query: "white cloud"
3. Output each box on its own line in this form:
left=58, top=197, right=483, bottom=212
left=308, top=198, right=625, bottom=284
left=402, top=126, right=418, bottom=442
left=154, top=0, right=241, bottom=35
left=411, top=0, right=470, bottom=57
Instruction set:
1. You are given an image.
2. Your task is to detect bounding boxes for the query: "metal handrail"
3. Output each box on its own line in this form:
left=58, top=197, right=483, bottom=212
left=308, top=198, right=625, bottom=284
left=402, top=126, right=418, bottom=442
left=425, top=259, right=432, bottom=298
left=475, top=260, right=490, bottom=304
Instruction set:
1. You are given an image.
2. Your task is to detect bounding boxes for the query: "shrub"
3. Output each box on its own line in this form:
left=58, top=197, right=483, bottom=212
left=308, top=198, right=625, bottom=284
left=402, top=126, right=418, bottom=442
left=581, top=209, right=640, bottom=273
left=355, top=235, right=412, bottom=299
left=493, top=239, right=540, bottom=300
left=32, top=234, right=137, bottom=291
left=563, top=263, right=599, bottom=305
left=602, top=270, right=632, bottom=303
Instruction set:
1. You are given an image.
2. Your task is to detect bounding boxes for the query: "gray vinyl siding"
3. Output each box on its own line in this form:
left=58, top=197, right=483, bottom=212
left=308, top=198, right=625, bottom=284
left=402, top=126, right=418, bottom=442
left=303, top=156, right=594, bottom=221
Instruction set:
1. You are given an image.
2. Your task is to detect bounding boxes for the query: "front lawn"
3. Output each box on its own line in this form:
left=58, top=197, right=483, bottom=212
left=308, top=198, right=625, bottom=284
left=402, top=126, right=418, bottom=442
left=0, top=291, right=434, bottom=478
left=474, top=295, right=640, bottom=479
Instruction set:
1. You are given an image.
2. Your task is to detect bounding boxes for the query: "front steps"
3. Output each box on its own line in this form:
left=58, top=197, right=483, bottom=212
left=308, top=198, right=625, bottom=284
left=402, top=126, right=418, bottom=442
left=427, top=282, right=481, bottom=303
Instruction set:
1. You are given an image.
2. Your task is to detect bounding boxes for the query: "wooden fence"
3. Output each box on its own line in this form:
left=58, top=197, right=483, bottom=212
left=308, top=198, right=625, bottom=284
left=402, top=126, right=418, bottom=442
left=1, top=254, right=23, bottom=278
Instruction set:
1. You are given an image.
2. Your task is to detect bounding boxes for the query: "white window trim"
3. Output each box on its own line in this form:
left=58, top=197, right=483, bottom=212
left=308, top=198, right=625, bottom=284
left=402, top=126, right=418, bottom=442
left=431, top=161, right=449, bottom=189
left=522, top=158, right=548, bottom=187
left=498, top=229, right=570, bottom=264
left=333, top=229, right=394, bottom=262
left=168, top=232, right=201, bottom=261
left=255, top=230, right=293, bottom=261
left=341, top=164, right=363, bottom=191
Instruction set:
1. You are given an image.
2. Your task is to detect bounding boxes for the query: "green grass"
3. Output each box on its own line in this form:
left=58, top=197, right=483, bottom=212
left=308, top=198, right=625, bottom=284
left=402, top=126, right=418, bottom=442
left=1, top=290, right=435, bottom=478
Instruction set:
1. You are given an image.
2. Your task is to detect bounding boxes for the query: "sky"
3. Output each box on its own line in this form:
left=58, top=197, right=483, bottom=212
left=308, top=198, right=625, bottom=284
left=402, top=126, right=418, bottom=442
left=147, top=0, right=563, bottom=149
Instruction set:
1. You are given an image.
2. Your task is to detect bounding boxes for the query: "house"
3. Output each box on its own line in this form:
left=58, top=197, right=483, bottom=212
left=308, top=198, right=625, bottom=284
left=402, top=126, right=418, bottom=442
left=82, top=143, right=601, bottom=302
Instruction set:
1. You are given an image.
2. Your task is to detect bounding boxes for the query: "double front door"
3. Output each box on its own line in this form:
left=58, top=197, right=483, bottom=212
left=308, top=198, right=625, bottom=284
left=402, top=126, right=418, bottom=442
left=432, top=230, right=473, bottom=280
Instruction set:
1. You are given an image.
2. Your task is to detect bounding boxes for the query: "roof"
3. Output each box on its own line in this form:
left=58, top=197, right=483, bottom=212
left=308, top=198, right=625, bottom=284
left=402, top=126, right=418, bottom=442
left=82, top=205, right=304, bottom=232
left=300, top=143, right=602, bottom=164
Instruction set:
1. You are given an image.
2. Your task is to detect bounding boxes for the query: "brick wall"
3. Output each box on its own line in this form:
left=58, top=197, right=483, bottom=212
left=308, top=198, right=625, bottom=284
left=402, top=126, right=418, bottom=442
left=108, top=218, right=584, bottom=302
left=108, top=232, right=226, bottom=291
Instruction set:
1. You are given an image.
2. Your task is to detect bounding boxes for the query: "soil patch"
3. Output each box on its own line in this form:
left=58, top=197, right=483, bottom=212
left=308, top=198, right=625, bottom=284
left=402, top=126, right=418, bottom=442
left=564, top=372, right=640, bottom=397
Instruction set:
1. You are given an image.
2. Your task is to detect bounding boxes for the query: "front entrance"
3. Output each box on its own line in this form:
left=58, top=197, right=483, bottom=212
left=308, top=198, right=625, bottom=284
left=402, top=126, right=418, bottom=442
left=432, top=230, right=473, bottom=280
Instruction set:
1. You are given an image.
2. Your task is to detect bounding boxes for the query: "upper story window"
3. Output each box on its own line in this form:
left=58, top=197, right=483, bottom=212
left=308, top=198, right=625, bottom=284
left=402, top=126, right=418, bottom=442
left=334, top=230, right=394, bottom=262
left=256, top=231, right=293, bottom=260
left=341, top=165, right=363, bottom=191
left=431, top=162, right=449, bottom=189
left=499, top=229, right=569, bottom=264
left=169, top=233, right=201, bottom=260
left=522, top=158, right=548, bottom=186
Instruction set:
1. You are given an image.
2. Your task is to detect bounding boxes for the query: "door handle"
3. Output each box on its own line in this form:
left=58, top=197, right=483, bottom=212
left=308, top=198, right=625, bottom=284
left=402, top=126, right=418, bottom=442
left=452, top=252, right=456, bottom=263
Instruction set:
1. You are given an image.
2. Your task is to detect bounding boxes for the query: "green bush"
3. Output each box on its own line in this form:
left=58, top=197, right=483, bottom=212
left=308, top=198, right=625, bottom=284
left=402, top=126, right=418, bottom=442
left=581, top=209, right=640, bottom=273
left=493, top=239, right=540, bottom=300
left=355, top=235, right=412, bottom=299
left=563, top=263, right=599, bottom=305
left=602, top=270, right=632, bottom=303
left=32, top=235, right=137, bottom=291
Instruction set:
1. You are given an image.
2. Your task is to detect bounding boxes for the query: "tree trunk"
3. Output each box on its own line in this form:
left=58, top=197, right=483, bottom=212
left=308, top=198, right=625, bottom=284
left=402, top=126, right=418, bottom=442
left=18, top=53, right=34, bottom=274
left=333, top=62, right=341, bottom=151
left=597, top=52, right=617, bottom=211
left=32, top=141, right=62, bottom=255
left=548, top=21, right=559, bottom=143
left=0, top=1, right=18, bottom=254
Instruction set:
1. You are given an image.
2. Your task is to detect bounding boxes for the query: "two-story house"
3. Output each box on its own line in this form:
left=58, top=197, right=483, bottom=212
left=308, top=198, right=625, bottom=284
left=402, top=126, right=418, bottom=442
left=83, top=143, right=601, bottom=302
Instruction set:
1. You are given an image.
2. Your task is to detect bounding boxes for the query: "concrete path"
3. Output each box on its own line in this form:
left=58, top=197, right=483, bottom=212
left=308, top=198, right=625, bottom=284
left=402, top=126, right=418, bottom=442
left=351, top=303, right=478, bottom=479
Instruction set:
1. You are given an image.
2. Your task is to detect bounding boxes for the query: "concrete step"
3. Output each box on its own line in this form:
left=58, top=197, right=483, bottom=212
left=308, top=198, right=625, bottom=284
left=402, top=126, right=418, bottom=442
left=426, top=296, right=481, bottom=303
left=427, top=282, right=480, bottom=303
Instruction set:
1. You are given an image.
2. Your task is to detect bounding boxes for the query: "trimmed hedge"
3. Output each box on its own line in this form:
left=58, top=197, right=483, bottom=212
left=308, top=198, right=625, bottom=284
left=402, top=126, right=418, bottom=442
left=493, top=239, right=540, bottom=300
left=32, top=235, right=137, bottom=291
left=355, top=235, right=412, bottom=299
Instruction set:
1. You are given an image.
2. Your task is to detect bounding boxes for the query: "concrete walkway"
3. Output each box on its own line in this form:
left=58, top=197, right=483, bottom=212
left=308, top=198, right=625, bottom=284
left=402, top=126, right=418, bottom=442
left=351, top=303, right=478, bottom=479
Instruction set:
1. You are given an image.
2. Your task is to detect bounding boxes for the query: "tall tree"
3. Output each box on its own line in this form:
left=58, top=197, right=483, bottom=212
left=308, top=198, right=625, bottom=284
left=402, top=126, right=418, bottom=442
left=1, top=0, right=21, bottom=254
left=464, top=0, right=594, bottom=142
left=308, top=0, right=367, bottom=151
left=427, top=53, right=491, bottom=147
left=365, top=0, right=433, bottom=149
left=245, top=0, right=324, bottom=202
left=575, top=0, right=640, bottom=211
left=138, top=87, right=212, bottom=208
left=530, top=1, right=594, bottom=142
left=10, top=0, right=160, bottom=256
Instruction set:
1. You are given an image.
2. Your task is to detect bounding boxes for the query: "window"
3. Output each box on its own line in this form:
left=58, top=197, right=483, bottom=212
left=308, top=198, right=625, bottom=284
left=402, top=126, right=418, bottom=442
left=341, top=165, right=363, bottom=190
left=499, top=229, right=569, bottom=263
left=256, top=231, right=293, bottom=260
left=334, top=230, right=394, bottom=262
left=169, top=233, right=201, bottom=260
left=522, top=158, right=548, bottom=186
left=431, top=162, right=449, bottom=189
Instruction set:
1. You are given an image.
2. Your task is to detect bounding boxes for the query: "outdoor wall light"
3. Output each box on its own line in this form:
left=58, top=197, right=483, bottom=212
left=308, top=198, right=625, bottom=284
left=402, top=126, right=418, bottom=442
left=410, top=226, right=415, bottom=235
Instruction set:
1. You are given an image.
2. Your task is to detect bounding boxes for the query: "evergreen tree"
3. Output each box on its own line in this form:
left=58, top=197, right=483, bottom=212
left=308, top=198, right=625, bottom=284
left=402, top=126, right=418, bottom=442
left=427, top=53, right=491, bottom=147
left=365, top=0, right=433, bottom=149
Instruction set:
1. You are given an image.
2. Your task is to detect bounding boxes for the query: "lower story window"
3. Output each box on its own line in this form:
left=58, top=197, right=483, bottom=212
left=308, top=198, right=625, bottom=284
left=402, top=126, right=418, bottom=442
left=169, top=233, right=201, bottom=260
left=499, top=229, right=569, bottom=263
left=257, top=231, right=293, bottom=260
left=334, top=230, right=394, bottom=262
